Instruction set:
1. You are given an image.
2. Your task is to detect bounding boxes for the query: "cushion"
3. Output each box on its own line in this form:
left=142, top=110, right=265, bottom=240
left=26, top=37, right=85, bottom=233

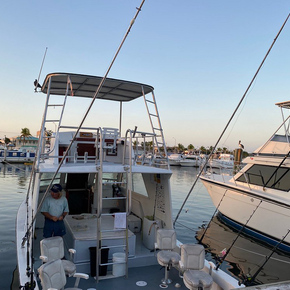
left=157, top=251, right=180, bottom=267
left=183, top=270, right=213, bottom=290
left=62, top=260, right=76, bottom=276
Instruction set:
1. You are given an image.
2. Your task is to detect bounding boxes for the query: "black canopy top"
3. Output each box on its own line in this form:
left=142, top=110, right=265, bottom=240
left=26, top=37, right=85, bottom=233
left=40, top=73, right=154, bottom=102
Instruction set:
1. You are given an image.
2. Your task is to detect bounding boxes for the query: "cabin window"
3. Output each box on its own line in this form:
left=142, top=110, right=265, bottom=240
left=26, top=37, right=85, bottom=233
left=237, top=164, right=290, bottom=191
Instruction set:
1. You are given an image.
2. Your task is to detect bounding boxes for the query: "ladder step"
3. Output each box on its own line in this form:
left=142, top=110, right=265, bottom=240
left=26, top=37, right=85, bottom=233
left=102, top=197, right=126, bottom=200
left=101, top=213, right=127, bottom=217
left=100, top=245, right=126, bottom=250
left=145, top=99, right=155, bottom=104
left=59, top=125, right=99, bottom=130
left=101, top=229, right=127, bottom=233
left=149, top=113, right=158, bottom=117
left=102, top=181, right=124, bottom=185
left=75, top=141, right=96, bottom=144
left=48, top=104, right=64, bottom=107
left=45, top=120, right=60, bottom=123
left=100, top=260, right=126, bottom=267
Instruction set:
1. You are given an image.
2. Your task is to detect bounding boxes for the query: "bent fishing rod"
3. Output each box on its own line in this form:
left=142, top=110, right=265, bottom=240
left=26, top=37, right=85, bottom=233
left=173, top=12, right=290, bottom=227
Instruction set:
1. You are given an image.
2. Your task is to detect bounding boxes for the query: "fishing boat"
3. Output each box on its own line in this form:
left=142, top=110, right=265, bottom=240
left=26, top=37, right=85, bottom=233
left=200, top=101, right=290, bottom=254
left=0, top=147, right=35, bottom=163
left=15, top=72, right=243, bottom=290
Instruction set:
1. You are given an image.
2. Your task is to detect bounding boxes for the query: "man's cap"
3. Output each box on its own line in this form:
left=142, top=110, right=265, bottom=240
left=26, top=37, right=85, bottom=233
left=51, top=184, right=62, bottom=193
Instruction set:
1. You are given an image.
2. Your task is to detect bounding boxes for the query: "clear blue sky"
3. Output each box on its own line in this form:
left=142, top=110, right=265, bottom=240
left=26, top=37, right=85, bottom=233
left=1, top=1, right=290, bottom=152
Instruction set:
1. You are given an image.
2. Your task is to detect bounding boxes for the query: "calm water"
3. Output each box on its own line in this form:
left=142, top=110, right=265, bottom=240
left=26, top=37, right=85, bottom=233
left=1, top=163, right=289, bottom=289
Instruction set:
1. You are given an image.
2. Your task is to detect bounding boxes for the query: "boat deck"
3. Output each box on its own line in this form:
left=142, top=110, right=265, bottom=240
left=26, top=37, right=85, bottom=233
left=33, top=227, right=187, bottom=290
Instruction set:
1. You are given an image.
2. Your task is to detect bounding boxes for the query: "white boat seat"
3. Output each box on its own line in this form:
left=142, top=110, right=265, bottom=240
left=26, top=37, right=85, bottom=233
left=155, top=229, right=181, bottom=285
left=38, top=259, right=89, bottom=290
left=40, top=236, right=76, bottom=277
left=183, top=270, right=213, bottom=290
left=179, top=244, right=213, bottom=290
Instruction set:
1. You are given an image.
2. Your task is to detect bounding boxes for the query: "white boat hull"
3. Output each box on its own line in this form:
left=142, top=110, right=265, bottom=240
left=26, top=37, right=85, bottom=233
left=169, top=160, right=181, bottom=166
left=200, top=175, right=290, bottom=247
left=179, top=161, right=196, bottom=167
left=209, top=160, right=234, bottom=169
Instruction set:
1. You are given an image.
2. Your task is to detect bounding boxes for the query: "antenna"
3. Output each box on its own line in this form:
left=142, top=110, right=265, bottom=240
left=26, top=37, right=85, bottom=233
left=34, top=47, right=48, bottom=92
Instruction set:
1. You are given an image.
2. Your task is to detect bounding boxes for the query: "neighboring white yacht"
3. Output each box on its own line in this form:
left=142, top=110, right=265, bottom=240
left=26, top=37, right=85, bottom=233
left=200, top=101, right=290, bottom=253
left=16, top=73, right=242, bottom=290
left=168, top=153, right=184, bottom=166
left=179, top=155, right=200, bottom=167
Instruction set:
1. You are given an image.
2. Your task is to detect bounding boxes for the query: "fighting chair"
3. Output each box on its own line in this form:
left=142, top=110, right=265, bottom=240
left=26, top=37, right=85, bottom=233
left=179, top=244, right=213, bottom=290
left=40, top=236, right=76, bottom=277
left=38, top=259, right=88, bottom=290
left=155, top=229, right=181, bottom=284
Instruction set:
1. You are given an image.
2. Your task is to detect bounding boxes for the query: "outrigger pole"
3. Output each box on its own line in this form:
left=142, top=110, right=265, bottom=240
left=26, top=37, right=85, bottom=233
left=173, top=12, right=290, bottom=228
left=22, top=0, right=146, bottom=244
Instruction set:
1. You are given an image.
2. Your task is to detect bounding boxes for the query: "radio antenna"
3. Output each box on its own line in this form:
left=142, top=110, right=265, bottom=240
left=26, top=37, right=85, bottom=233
left=34, top=47, right=48, bottom=92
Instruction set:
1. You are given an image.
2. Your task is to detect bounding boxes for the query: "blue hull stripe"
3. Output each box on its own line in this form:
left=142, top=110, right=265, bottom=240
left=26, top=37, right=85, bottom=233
left=217, top=212, right=290, bottom=254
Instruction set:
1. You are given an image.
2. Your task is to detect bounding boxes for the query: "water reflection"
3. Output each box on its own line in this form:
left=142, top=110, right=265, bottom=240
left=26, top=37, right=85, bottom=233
left=0, top=163, right=32, bottom=186
left=196, top=216, right=290, bottom=285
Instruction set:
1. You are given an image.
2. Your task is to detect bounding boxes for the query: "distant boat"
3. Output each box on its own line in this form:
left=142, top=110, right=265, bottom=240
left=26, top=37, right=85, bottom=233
left=200, top=101, right=290, bottom=253
left=179, top=155, right=200, bottom=167
left=168, top=153, right=184, bottom=166
left=209, top=153, right=234, bottom=169
left=0, top=147, right=35, bottom=163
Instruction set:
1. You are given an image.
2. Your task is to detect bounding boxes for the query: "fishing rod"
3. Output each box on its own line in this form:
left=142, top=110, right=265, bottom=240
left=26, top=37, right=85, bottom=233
left=215, top=200, right=263, bottom=270
left=198, top=190, right=228, bottom=244
left=241, top=229, right=290, bottom=286
left=22, top=0, right=146, bottom=244
left=173, top=12, right=290, bottom=228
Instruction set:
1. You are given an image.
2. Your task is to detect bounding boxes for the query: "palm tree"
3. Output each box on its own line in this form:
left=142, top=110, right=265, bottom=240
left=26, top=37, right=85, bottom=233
left=199, top=146, right=206, bottom=154
left=4, top=137, right=10, bottom=145
left=177, top=143, right=185, bottom=153
left=20, top=128, right=32, bottom=146
left=187, top=144, right=194, bottom=153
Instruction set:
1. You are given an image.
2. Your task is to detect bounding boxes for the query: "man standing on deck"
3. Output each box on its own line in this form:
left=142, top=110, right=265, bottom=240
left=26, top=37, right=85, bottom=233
left=41, top=184, right=69, bottom=238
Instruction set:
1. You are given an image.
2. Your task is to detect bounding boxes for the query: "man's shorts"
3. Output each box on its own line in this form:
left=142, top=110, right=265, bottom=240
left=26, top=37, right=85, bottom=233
left=43, top=218, right=66, bottom=238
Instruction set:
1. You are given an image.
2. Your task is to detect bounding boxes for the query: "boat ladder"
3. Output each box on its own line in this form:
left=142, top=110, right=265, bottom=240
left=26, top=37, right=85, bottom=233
left=94, top=129, right=131, bottom=281
left=143, top=88, right=169, bottom=168
left=37, top=87, right=69, bottom=165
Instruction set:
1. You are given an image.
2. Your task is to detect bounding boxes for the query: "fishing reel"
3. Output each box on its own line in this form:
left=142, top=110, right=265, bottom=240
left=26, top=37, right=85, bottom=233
left=239, top=273, right=256, bottom=287
left=20, top=280, right=36, bottom=290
